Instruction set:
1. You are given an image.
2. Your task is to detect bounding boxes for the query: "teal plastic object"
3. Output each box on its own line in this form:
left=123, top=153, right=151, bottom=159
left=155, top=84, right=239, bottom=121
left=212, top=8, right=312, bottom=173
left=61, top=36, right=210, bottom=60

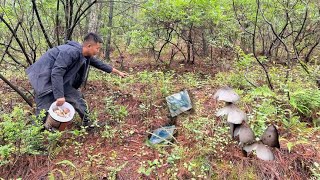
left=166, top=90, right=192, bottom=117
left=149, top=125, right=176, bottom=144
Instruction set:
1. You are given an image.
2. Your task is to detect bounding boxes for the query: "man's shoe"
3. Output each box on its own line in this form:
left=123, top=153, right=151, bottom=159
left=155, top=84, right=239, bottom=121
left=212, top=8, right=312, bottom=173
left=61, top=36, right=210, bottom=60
left=83, top=121, right=94, bottom=128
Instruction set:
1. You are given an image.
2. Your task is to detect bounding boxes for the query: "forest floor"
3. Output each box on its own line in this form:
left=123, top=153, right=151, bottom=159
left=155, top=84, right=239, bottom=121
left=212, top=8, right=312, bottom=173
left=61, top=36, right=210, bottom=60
left=0, top=49, right=319, bottom=179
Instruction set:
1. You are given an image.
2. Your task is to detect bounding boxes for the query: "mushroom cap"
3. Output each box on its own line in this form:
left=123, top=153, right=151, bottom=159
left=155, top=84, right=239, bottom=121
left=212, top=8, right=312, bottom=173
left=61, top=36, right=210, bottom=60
left=213, top=87, right=240, bottom=103
left=261, top=124, right=280, bottom=148
left=216, top=104, right=247, bottom=124
left=234, top=124, right=255, bottom=144
left=243, top=142, right=275, bottom=161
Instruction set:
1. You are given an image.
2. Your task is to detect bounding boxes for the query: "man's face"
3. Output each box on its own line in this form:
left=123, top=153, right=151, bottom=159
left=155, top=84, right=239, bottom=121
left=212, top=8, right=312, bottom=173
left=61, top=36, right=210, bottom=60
left=87, top=42, right=101, bottom=57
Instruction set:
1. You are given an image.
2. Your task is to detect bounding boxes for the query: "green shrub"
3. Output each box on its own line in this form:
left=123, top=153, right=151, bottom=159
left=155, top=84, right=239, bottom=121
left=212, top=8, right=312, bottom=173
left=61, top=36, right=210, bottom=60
left=214, top=71, right=250, bottom=89
left=289, top=89, right=320, bottom=117
left=0, top=106, right=61, bottom=166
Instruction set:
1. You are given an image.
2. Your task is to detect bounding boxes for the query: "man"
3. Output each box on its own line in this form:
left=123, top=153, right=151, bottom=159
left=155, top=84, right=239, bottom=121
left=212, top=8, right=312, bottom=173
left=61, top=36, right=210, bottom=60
left=26, top=33, right=127, bottom=128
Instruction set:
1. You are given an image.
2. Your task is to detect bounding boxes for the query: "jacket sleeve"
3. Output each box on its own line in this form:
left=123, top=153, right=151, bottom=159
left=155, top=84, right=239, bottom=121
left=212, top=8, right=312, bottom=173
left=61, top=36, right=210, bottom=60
left=90, top=57, right=113, bottom=73
left=51, top=50, right=74, bottom=99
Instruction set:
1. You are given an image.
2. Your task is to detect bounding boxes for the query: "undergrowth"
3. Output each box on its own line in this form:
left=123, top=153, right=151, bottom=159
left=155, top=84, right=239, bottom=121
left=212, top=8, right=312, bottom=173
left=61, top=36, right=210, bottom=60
left=0, top=50, right=319, bottom=179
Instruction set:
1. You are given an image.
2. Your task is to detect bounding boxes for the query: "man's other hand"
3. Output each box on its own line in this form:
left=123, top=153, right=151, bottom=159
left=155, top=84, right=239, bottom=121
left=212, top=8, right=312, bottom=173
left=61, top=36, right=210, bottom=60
left=56, top=97, right=66, bottom=106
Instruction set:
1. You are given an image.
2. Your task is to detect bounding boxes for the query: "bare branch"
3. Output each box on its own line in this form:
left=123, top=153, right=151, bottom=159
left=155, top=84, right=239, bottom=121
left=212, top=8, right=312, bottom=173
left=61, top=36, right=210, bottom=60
left=0, top=22, right=20, bottom=65
left=0, top=15, right=32, bottom=65
left=68, top=0, right=97, bottom=40
left=232, top=0, right=254, bottom=35
left=31, top=0, right=53, bottom=48
left=0, top=73, right=33, bottom=107
left=253, top=0, right=273, bottom=90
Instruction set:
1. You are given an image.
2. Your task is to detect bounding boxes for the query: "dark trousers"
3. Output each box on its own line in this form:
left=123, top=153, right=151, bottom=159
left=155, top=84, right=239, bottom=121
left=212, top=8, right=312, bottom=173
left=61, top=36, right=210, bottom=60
left=35, top=85, right=89, bottom=124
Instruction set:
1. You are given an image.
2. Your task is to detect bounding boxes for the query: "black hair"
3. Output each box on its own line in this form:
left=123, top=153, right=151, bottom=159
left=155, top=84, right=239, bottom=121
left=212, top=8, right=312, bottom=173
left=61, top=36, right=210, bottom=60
left=83, top=32, right=103, bottom=43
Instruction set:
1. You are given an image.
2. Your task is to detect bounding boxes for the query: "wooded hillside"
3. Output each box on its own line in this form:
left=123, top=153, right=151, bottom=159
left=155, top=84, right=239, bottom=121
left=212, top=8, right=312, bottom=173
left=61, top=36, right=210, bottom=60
left=0, top=0, right=319, bottom=179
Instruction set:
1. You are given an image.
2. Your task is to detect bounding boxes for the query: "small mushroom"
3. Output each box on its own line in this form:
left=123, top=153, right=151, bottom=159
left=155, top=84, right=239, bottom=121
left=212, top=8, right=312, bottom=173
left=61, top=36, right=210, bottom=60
left=63, top=108, right=70, bottom=114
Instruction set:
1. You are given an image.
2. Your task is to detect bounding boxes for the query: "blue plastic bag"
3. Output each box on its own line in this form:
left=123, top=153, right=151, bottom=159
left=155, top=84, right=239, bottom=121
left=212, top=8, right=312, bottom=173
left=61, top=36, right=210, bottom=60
left=149, top=125, right=176, bottom=144
left=166, top=90, right=192, bottom=117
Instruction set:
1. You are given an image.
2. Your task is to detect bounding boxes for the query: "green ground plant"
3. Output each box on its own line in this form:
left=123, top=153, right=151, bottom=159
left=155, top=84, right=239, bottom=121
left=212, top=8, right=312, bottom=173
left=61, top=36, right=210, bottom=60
left=290, top=89, right=320, bottom=117
left=48, top=160, right=78, bottom=179
left=104, top=96, right=128, bottom=124
left=0, top=107, right=62, bottom=166
left=106, top=162, right=128, bottom=180
left=183, top=157, right=212, bottom=178
left=311, top=162, right=320, bottom=179
left=101, top=124, right=117, bottom=141
left=138, top=159, right=163, bottom=176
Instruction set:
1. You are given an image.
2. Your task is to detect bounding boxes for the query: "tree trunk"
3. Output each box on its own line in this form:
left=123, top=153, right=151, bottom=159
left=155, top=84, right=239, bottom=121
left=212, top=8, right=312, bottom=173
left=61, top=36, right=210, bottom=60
left=187, top=25, right=193, bottom=63
left=55, top=0, right=61, bottom=45
left=88, top=0, right=102, bottom=33
left=202, top=29, right=208, bottom=56
left=191, top=30, right=195, bottom=64
left=105, top=0, right=114, bottom=62
left=187, top=40, right=190, bottom=63
left=64, top=0, right=72, bottom=42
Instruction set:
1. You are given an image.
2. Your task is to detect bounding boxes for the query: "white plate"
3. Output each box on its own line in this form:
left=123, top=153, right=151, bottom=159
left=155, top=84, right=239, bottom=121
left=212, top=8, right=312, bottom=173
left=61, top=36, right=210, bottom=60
left=48, top=102, right=75, bottom=122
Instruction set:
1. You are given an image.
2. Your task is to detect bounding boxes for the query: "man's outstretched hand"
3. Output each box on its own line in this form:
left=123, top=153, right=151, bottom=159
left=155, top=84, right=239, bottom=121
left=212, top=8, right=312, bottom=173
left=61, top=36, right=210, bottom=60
left=112, top=68, right=128, bottom=78
left=118, top=71, right=128, bottom=78
left=56, top=97, right=66, bottom=106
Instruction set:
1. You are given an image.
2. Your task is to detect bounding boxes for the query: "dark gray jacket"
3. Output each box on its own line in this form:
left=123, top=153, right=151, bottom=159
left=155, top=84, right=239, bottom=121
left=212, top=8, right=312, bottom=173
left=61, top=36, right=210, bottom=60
left=26, top=41, right=113, bottom=99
